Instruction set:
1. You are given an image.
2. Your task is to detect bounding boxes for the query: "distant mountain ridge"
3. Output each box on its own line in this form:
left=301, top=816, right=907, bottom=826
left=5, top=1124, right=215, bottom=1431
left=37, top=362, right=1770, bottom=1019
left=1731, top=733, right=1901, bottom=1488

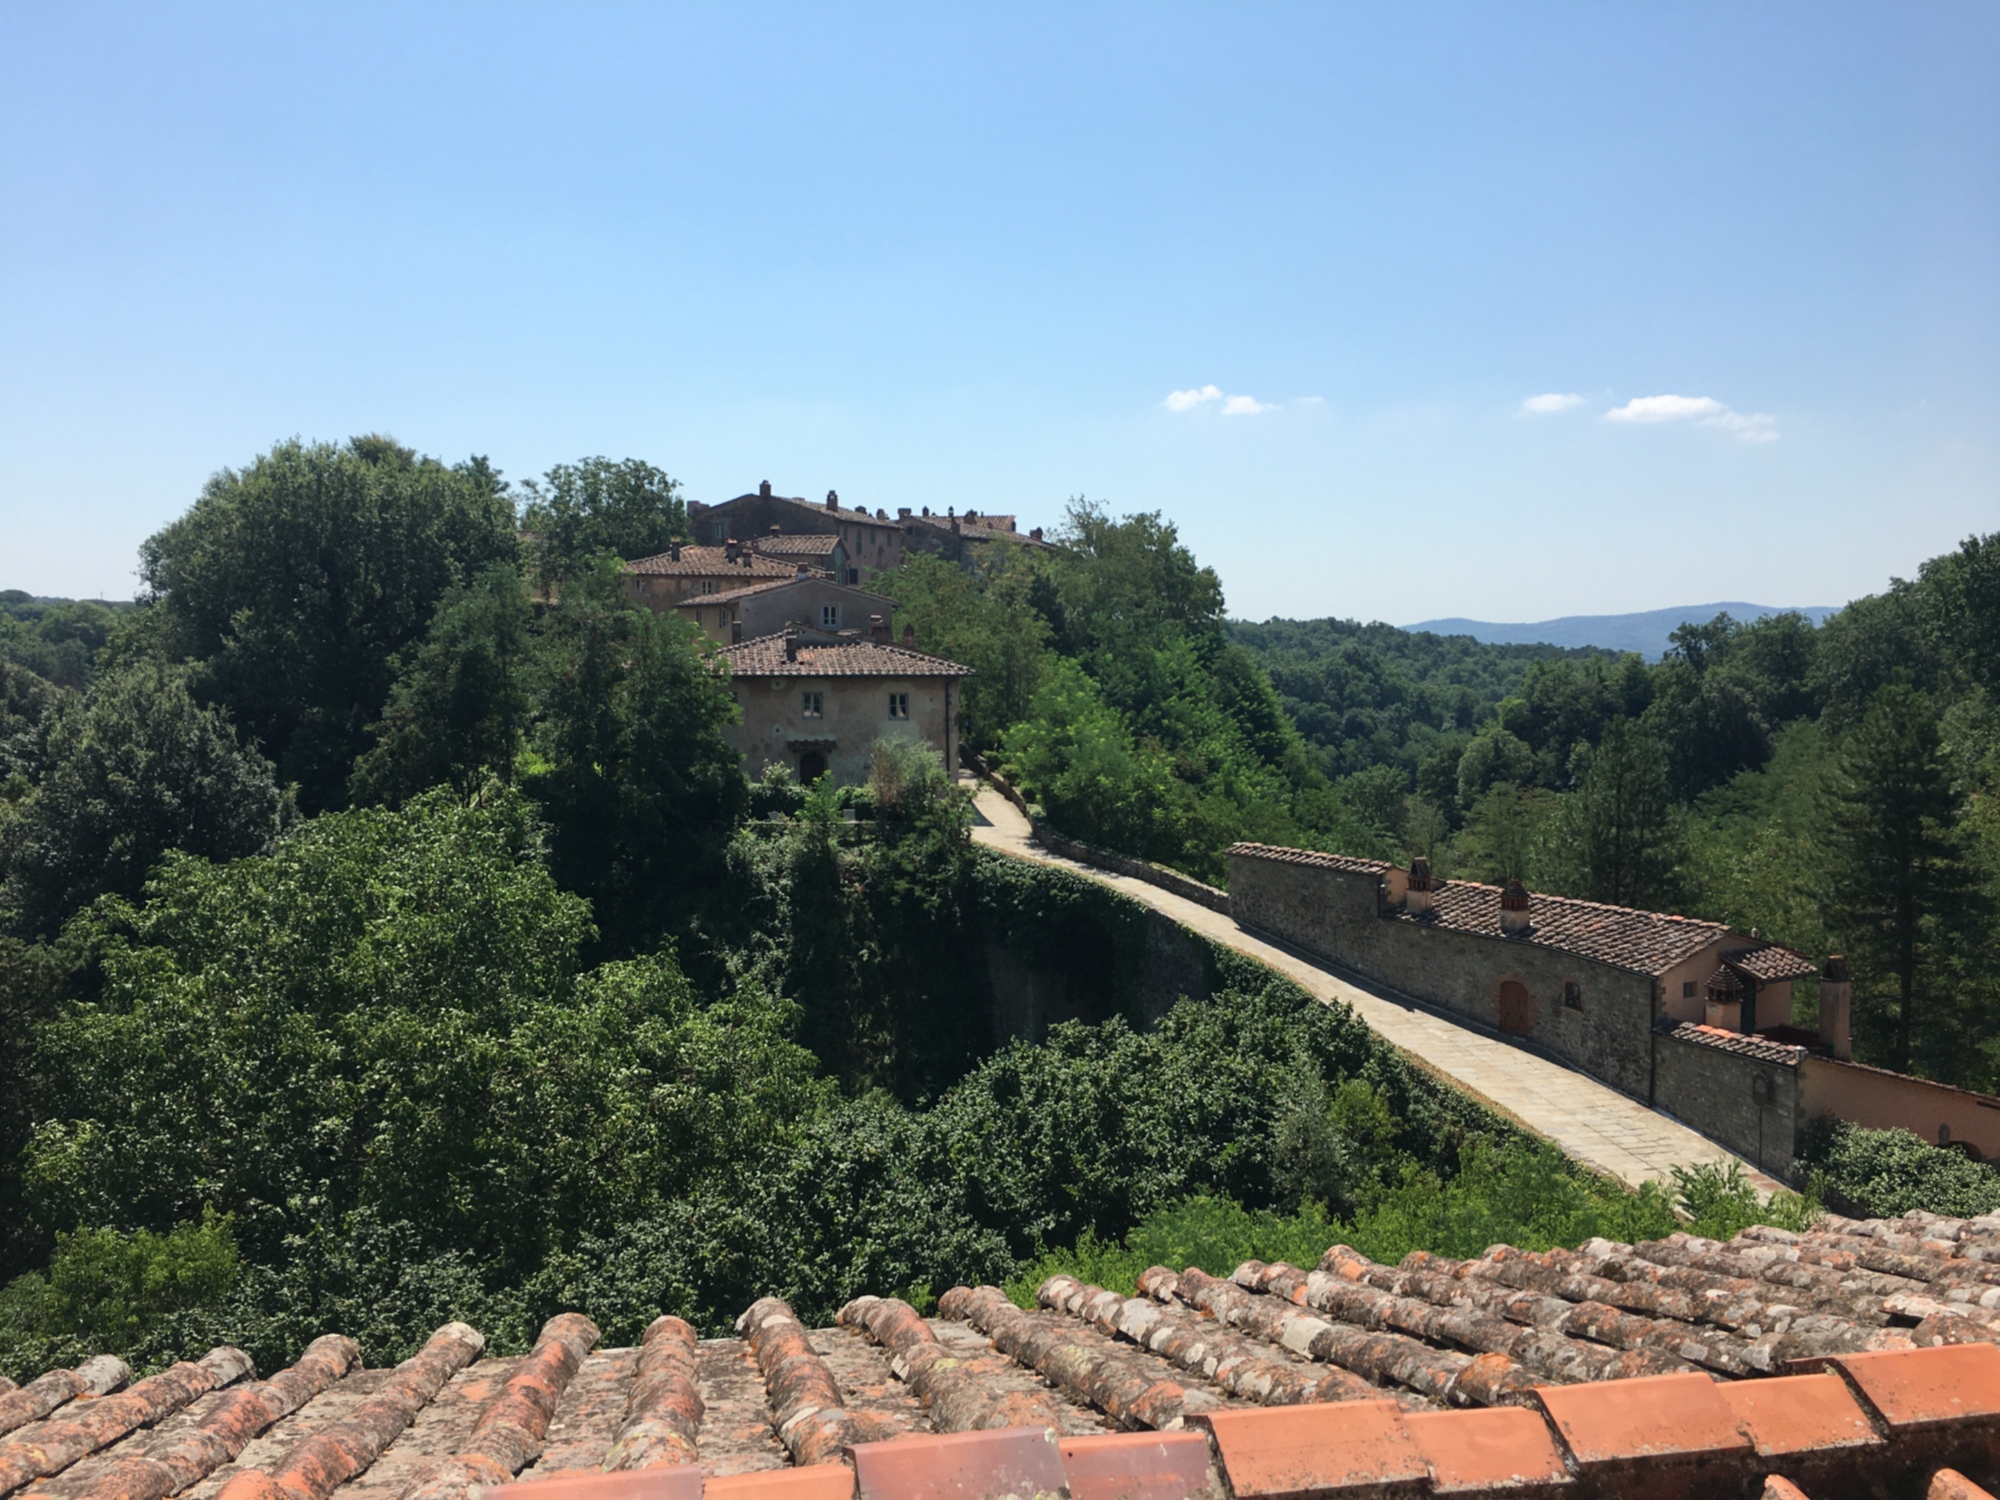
left=1402, top=602, right=1839, bottom=659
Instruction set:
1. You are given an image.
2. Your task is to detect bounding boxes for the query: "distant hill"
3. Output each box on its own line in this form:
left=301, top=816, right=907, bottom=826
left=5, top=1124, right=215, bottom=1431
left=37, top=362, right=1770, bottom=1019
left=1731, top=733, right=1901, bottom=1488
left=1402, top=602, right=1839, bottom=659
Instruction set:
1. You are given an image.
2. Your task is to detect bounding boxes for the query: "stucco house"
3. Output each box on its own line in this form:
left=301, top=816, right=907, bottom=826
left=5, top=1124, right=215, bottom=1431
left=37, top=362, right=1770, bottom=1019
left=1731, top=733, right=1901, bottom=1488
left=720, top=624, right=970, bottom=786
left=675, top=576, right=897, bottom=647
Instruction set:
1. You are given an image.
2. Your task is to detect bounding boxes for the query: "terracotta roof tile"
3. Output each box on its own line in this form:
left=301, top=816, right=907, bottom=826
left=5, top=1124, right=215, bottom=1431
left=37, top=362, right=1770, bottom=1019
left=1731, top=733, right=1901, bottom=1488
left=1228, top=843, right=1818, bottom=979
left=30, top=1212, right=2000, bottom=1500
left=1226, top=843, right=1393, bottom=877
left=1663, top=1023, right=1811, bottom=1067
left=750, top=536, right=843, bottom=558
left=677, top=581, right=794, bottom=608
left=626, top=549, right=801, bottom=580
left=720, top=634, right=969, bottom=679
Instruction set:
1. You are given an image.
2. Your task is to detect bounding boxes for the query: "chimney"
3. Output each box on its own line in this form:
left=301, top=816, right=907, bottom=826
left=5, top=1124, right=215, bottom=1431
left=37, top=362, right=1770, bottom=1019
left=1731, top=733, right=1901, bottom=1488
left=725, top=538, right=741, bottom=561
left=731, top=620, right=742, bottom=644
left=669, top=542, right=681, bottom=561
left=826, top=489, right=839, bottom=509
left=1030, top=527, right=1043, bottom=541
left=759, top=480, right=772, bottom=497
left=1819, top=954, right=1852, bottom=1061
left=1406, top=856, right=1435, bottom=917
left=869, top=614, right=889, bottom=643
left=768, top=524, right=782, bottom=535
left=898, top=507, right=912, bottom=519
left=902, top=623, right=916, bottom=647
left=966, top=509, right=977, bottom=521
left=1499, top=880, right=1531, bottom=936
left=783, top=626, right=800, bottom=662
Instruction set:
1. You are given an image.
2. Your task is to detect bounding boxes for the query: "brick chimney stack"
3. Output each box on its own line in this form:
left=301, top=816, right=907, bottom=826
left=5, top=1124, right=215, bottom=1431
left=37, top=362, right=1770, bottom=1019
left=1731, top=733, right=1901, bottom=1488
left=1819, top=955, right=1852, bottom=1061
left=1406, top=856, right=1435, bottom=917
left=869, top=614, right=890, bottom=643
left=1499, top=880, right=1531, bottom=936
left=725, top=538, right=741, bottom=562
left=759, top=480, right=772, bottom=497
left=783, top=626, right=800, bottom=663
left=826, top=489, right=840, bottom=510
left=902, top=623, right=916, bottom=647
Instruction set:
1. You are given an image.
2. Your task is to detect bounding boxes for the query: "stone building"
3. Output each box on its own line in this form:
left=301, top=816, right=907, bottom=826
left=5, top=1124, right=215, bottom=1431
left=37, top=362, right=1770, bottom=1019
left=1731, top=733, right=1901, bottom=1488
left=1226, top=842, right=2000, bottom=1177
left=687, top=481, right=1050, bottom=586
left=675, top=576, right=898, bottom=646
left=719, top=624, right=969, bottom=786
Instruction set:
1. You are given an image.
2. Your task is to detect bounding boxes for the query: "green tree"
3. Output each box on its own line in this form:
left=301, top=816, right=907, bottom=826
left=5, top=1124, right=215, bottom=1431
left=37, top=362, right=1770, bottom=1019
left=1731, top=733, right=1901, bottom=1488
left=526, top=565, right=746, bottom=952
left=1455, top=726, right=1536, bottom=807
left=22, top=791, right=822, bottom=1286
left=138, top=437, right=519, bottom=811
left=1558, top=717, right=1681, bottom=909
left=0, top=663, right=289, bottom=940
left=351, top=564, right=534, bottom=805
left=520, top=457, right=687, bottom=588
left=880, top=551, right=1049, bottom=749
left=1818, top=685, right=1991, bottom=1077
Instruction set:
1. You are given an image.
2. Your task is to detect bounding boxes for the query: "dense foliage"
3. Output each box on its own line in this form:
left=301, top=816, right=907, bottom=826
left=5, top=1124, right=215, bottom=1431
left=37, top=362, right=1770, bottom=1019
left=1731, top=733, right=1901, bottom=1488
left=1232, top=537, right=2000, bottom=1090
left=2, top=434, right=1988, bottom=1382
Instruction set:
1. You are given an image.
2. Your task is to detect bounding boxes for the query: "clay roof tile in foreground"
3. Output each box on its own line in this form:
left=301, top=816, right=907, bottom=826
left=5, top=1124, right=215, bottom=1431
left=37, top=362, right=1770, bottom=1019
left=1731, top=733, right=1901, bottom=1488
left=720, top=634, right=971, bottom=679
left=17, top=1213, right=2000, bottom=1500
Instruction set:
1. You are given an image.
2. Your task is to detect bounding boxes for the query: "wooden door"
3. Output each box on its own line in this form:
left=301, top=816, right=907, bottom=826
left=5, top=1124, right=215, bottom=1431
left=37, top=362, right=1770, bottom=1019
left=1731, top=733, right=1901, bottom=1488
left=1497, top=980, right=1536, bottom=1035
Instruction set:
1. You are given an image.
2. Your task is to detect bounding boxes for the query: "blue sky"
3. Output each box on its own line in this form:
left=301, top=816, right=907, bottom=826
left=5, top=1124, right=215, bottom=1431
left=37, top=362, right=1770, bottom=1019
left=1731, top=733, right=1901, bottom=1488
left=3, top=3, right=1995, bottom=623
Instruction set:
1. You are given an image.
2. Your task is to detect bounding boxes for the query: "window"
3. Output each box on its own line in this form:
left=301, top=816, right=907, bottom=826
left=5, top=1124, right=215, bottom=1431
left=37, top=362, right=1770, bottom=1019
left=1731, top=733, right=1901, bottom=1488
left=710, top=521, right=727, bottom=541
left=801, top=692, right=824, bottom=719
left=887, top=692, right=909, bottom=720
left=847, top=567, right=860, bottom=585
left=821, top=603, right=841, bottom=629
left=1682, top=980, right=1698, bottom=999
left=636, top=578, right=651, bottom=595
left=696, top=579, right=717, bottom=595
left=1563, top=981, right=1583, bottom=1011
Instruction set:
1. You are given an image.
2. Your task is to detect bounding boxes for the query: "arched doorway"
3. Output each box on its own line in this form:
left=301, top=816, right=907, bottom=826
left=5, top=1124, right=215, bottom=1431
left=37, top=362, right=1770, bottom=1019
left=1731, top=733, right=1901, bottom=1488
left=798, top=750, right=828, bottom=783
left=1496, top=980, right=1536, bottom=1035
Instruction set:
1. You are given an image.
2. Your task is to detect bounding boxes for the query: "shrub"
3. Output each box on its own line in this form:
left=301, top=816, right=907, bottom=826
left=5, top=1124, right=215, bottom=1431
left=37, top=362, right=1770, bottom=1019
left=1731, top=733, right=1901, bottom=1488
left=1796, top=1117, right=2000, bottom=1219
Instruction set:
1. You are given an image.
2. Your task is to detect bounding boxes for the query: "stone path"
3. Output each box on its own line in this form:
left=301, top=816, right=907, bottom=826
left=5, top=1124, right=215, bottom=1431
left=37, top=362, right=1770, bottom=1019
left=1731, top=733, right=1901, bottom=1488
left=965, top=780, right=1781, bottom=1195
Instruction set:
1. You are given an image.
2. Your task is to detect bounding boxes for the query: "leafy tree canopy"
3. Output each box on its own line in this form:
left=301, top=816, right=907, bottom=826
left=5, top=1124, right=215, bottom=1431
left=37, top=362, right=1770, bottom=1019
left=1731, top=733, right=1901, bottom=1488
left=138, top=436, right=519, bottom=811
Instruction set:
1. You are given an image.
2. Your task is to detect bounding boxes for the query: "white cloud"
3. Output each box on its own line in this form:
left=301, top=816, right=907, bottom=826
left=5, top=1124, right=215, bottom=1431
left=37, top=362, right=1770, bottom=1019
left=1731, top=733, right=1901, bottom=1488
left=1520, top=392, right=1585, bottom=415
left=1603, top=392, right=1778, bottom=442
left=1162, top=384, right=1271, bottom=415
left=1164, top=384, right=1224, bottom=412
left=1706, top=410, right=1780, bottom=443
left=1604, top=394, right=1724, bottom=423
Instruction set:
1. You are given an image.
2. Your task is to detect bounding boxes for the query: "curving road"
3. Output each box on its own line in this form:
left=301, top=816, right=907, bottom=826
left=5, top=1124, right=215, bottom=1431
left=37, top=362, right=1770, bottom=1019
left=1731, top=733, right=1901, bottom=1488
left=965, top=779, right=1781, bottom=1196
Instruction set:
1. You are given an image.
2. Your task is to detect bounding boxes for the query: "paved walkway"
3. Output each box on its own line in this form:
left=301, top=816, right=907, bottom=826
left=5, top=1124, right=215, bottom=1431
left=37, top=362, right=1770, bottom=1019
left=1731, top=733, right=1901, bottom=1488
left=965, top=780, right=1780, bottom=1195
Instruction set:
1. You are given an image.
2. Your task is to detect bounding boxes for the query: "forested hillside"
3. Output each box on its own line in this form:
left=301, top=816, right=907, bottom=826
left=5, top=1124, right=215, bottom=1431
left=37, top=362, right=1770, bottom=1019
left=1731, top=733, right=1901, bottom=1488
left=0, top=435, right=1985, bottom=1381
left=1228, top=547, right=2000, bottom=1090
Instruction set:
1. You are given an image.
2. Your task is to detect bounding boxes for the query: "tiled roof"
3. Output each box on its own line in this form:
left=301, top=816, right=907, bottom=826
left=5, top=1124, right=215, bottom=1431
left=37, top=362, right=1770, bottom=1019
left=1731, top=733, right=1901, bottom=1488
left=626, top=548, right=801, bottom=580
left=1227, top=842, right=1394, bottom=878
left=750, top=536, right=842, bottom=558
left=15, top=1213, right=2000, bottom=1500
left=677, top=581, right=793, bottom=608
left=1726, top=944, right=1823, bottom=983
left=720, top=634, right=970, bottom=679
left=1228, top=844, right=1817, bottom=981
left=707, top=494, right=906, bottom=531
left=1662, top=1021, right=1813, bottom=1066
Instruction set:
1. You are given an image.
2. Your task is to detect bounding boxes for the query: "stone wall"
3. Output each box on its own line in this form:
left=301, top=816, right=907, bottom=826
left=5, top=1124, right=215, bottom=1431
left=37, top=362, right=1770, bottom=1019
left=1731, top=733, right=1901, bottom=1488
left=1226, top=849, right=1658, bottom=1099
left=1651, top=1030, right=1803, bottom=1177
